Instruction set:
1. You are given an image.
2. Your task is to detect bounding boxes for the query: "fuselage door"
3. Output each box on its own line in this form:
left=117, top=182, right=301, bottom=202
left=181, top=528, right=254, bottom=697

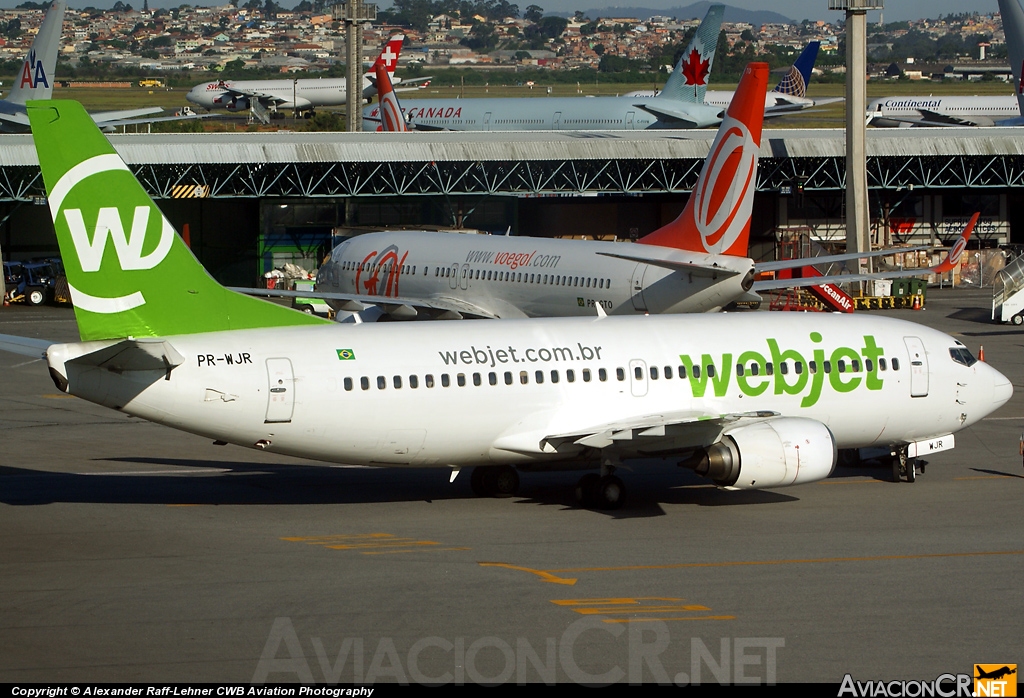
left=904, top=336, right=929, bottom=397
left=461, top=264, right=470, bottom=290
left=625, top=111, right=635, bottom=129
left=484, top=112, right=492, bottom=131
left=553, top=111, right=562, bottom=129
left=449, top=263, right=460, bottom=290
left=629, top=359, right=648, bottom=397
left=630, top=263, right=647, bottom=312
left=265, top=357, right=295, bottom=423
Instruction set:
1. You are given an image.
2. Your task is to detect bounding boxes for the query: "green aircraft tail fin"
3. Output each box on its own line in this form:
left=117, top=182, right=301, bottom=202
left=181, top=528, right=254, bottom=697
left=27, top=100, right=328, bottom=341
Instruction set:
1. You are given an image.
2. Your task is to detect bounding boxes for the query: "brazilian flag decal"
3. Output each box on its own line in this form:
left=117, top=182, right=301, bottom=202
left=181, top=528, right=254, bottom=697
left=337, top=349, right=356, bottom=361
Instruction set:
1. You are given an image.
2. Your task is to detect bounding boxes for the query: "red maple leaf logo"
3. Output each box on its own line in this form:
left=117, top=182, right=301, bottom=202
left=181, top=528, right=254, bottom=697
left=681, top=48, right=710, bottom=86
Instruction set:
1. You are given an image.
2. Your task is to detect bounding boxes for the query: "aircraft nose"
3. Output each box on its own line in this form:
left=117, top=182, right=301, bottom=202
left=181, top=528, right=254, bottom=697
left=980, top=361, right=1013, bottom=414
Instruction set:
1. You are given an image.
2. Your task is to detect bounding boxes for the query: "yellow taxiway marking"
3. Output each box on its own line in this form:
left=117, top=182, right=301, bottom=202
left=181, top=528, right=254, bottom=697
left=283, top=533, right=466, bottom=555
left=478, top=562, right=577, bottom=585
left=552, top=597, right=735, bottom=623
left=817, top=479, right=887, bottom=485
left=41, top=393, right=75, bottom=399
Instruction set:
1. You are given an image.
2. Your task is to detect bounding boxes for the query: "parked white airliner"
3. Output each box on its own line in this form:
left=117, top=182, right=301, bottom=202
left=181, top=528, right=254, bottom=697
left=185, top=34, right=425, bottom=121
left=0, top=78, right=1010, bottom=509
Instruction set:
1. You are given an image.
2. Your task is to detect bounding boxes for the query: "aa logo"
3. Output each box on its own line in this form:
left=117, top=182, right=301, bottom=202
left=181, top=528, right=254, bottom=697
left=19, top=49, right=48, bottom=89
left=974, top=664, right=1017, bottom=697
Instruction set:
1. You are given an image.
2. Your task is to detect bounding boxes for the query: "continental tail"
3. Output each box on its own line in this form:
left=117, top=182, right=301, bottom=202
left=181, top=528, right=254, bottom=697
left=998, top=0, right=1024, bottom=115
left=638, top=62, right=767, bottom=256
left=375, top=63, right=408, bottom=132
left=26, top=100, right=328, bottom=342
left=773, top=42, right=820, bottom=99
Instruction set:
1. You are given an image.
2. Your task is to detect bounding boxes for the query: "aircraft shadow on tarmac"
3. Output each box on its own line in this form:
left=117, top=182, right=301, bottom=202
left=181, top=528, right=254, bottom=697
left=969, top=467, right=1024, bottom=479
left=0, top=456, right=806, bottom=517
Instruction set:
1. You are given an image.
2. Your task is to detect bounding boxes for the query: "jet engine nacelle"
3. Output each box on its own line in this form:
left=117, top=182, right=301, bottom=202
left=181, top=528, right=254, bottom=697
left=225, top=97, right=250, bottom=112
left=689, top=418, right=836, bottom=489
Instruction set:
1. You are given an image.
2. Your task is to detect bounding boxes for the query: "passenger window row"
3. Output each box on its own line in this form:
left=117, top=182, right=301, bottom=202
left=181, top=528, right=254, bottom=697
left=342, top=358, right=902, bottom=392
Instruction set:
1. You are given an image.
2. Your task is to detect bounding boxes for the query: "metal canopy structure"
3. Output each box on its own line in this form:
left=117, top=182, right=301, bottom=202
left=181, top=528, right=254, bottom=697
left=2, top=128, right=1024, bottom=201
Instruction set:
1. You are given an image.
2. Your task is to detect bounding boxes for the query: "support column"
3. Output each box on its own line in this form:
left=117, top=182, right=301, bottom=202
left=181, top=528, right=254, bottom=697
left=333, top=1, right=378, bottom=133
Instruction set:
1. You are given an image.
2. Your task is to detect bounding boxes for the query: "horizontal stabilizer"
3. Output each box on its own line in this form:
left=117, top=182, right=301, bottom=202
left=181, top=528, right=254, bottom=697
left=596, top=251, right=741, bottom=278
left=636, top=101, right=721, bottom=127
left=0, top=333, right=53, bottom=358
left=90, top=107, right=165, bottom=123
left=67, top=338, right=185, bottom=373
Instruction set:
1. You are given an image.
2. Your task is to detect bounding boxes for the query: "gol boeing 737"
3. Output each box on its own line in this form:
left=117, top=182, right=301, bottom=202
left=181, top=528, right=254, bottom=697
left=0, top=85, right=1011, bottom=509
left=275, top=63, right=973, bottom=322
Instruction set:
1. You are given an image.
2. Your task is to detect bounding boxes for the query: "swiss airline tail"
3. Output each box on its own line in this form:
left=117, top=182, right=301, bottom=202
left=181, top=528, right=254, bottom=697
left=369, top=34, right=405, bottom=76
left=375, top=63, right=408, bottom=132
left=638, top=62, right=767, bottom=256
left=7, top=0, right=65, bottom=105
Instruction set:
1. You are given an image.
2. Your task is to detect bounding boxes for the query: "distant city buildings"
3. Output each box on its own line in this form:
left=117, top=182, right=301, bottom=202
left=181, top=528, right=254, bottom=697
left=0, top=4, right=1006, bottom=80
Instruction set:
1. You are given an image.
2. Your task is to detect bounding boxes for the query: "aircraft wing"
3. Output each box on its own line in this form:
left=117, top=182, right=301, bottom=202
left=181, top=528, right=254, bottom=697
left=493, top=409, right=780, bottom=456
left=90, top=107, right=164, bottom=123
left=0, top=111, right=29, bottom=128
left=810, top=97, right=845, bottom=107
left=753, top=270, right=929, bottom=292
left=754, top=245, right=930, bottom=273
left=0, top=333, right=52, bottom=358
left=230, top=287, right=499, bottom=320
left=596, top=251, right=743, bottom=278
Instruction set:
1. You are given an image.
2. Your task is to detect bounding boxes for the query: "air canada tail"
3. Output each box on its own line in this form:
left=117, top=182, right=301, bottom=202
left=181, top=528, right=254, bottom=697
left=375, top=63, right=408, bottom=132
left=657, top=4, right=724, bottom=105
left=26, top=100, right=328, bottom=342
left=773, top=41, right=820, bottom=98
left=638, top=62, right=767, bottom=256
left=7, top=0, right=64, bottom=105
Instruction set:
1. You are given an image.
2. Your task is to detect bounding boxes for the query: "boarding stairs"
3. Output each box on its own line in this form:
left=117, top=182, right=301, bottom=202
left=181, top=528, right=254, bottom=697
left=992, top=253, right=1024, bottom=323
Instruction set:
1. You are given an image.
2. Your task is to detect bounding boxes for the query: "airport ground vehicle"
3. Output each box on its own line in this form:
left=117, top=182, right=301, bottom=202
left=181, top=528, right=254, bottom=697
left=3, top=259, right=61, bottom=305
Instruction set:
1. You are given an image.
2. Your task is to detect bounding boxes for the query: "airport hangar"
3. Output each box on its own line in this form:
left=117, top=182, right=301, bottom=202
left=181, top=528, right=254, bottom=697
left=1, top=126, right=1024, bottom=286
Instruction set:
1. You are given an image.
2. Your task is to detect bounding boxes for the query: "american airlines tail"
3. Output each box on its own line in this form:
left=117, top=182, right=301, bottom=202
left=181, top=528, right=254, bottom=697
left=772, top=41, right=819, bottom=99
left=998, top=0, right=1024, bottom=115
left=657, top=4, right=724, bottom=104
left=6, top=0, right=65, bottom=105
left=638, top=62, right=767, bottom=256
left=374, top=63, right=408, bottom=132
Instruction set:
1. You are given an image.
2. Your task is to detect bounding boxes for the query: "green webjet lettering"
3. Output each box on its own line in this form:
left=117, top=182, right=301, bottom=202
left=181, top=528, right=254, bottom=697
left=680, top=333, right=886, bottom=408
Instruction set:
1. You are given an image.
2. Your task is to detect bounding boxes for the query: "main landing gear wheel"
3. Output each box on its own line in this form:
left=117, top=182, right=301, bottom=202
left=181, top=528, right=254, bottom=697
left=893, top=447, right=917, bottom=483
left=575, top=474, right=626, bottom=510
left=469, top=465, right=519, bottom=497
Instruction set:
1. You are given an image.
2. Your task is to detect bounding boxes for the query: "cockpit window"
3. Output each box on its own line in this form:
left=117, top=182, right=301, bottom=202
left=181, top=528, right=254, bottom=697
left=949, top=347, right=978, bottom=367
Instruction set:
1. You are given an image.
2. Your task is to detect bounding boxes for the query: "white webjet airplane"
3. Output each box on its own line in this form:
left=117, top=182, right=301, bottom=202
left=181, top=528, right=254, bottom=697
left=0, top=0, right=186, bottom=132
left=270, top=62, right=968, bottom=322
left=0, top=77, right=1011, bottom=511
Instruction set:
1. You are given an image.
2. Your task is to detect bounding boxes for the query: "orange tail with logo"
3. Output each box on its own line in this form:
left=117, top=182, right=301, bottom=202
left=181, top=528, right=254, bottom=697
left=638, top=62, right=767, bottom=257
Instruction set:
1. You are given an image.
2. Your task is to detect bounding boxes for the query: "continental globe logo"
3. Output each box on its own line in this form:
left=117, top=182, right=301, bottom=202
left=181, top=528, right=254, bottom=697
left=974, top=665, right=1017, bottom=697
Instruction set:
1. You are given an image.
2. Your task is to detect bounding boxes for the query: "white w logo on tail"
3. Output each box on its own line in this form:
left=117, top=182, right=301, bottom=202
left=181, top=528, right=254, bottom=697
left=64, top=206, right=174, bottom=272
